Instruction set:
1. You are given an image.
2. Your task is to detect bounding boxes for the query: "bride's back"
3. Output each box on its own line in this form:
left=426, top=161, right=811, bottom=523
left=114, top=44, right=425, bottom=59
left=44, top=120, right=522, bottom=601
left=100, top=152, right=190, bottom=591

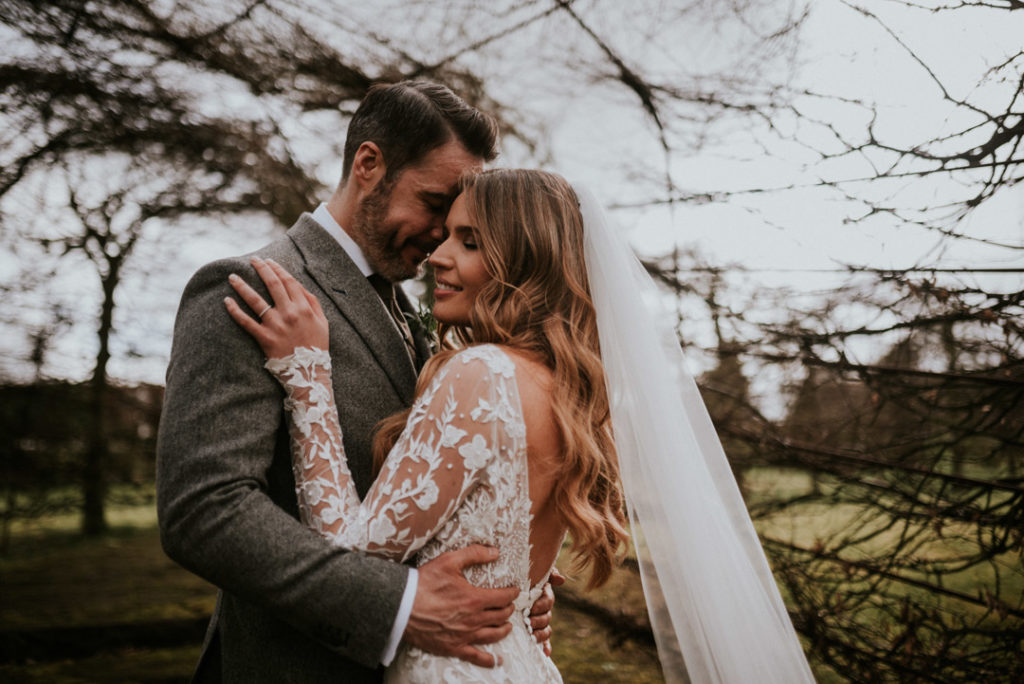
left=503, top=347, right=566, bottom=586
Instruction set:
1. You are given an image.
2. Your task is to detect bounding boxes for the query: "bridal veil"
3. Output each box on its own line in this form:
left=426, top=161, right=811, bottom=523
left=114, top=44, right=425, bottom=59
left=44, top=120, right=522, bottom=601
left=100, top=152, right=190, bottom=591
left=576, top=184, right=815, bottom=683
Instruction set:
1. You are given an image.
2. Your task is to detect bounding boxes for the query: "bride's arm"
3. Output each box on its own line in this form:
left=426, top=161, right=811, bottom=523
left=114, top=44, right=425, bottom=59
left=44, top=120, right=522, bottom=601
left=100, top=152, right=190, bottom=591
left=225, top=257, right=515, bottom=563
left=266, top=345, right=511, bottom=562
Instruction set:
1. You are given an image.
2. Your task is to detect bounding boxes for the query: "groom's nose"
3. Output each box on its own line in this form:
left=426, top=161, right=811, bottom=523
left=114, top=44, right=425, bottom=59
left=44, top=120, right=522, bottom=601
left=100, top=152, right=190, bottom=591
left=425, top=221, right=445, bottom=248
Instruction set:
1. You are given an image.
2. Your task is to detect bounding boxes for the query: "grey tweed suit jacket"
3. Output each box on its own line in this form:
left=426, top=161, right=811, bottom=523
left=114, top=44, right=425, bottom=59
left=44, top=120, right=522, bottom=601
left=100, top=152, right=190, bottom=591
left=157, top=214, right=433, bottom=683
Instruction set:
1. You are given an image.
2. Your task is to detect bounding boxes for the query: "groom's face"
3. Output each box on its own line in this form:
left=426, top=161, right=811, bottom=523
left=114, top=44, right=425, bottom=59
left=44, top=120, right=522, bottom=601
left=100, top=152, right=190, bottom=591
left=355, top=140, right=482, bottom=281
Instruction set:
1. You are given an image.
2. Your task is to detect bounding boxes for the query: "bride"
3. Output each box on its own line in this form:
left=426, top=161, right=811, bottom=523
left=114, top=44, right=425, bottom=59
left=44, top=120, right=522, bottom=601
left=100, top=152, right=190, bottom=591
left=225, top=169, right=815, bottom=683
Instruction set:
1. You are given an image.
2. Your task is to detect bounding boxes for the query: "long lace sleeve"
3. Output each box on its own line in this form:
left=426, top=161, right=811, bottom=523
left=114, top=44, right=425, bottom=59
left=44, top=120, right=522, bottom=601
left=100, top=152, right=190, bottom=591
left=265, top=345, right=524, bottom=563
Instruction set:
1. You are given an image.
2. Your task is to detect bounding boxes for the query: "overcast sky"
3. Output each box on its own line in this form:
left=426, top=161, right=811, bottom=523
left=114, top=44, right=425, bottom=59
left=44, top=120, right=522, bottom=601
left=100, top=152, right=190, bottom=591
left=2, top=0, right=1021, bottom=392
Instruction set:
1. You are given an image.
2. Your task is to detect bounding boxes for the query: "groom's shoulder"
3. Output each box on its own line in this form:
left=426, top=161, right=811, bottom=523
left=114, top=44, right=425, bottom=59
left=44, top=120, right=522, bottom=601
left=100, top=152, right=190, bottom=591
left=182, top=221, right=309, bottom=298
left=181, top=252, right=260, bottom=305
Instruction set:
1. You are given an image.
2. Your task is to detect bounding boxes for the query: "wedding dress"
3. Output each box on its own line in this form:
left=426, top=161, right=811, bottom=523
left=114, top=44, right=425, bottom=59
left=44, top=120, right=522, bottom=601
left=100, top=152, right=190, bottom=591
left=266, top=343, right=563, bottom=683
left=263, top=183, right=815, bottom=683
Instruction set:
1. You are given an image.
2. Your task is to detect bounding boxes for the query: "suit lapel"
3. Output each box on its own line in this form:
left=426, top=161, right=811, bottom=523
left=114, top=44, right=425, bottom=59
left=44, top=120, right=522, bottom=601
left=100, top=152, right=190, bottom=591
left=287, top=214, right=418, bottom=403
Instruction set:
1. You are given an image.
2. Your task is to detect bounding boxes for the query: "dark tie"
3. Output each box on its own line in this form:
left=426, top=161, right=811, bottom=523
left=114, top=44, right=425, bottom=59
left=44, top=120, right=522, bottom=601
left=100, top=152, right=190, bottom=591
left=367, top=273, right=418, bottom=365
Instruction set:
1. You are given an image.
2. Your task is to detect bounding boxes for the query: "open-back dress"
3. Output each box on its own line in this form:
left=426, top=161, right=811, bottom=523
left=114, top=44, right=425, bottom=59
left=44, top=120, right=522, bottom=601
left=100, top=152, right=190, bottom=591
left=266, top=343, right=562, bottom=683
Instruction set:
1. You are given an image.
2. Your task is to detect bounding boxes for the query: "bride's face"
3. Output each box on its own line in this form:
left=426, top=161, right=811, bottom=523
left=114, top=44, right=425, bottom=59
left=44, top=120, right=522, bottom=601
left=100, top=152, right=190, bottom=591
left=428, top=192, right=492, bottom=325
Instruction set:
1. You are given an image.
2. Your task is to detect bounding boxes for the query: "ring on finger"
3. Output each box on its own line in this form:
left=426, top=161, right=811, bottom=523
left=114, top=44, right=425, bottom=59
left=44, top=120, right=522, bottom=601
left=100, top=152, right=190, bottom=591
left=258, top=304, right=273, bottom=318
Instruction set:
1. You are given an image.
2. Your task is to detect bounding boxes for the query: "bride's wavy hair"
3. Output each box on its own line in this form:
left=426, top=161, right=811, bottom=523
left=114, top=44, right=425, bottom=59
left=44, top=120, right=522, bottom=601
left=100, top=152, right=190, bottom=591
left=373, top=168, right=629, bottom=588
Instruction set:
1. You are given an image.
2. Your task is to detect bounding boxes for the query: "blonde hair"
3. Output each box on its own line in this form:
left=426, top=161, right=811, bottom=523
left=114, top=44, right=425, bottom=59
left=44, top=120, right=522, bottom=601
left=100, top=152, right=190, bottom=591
left=374, top=169, right=628, bottom=588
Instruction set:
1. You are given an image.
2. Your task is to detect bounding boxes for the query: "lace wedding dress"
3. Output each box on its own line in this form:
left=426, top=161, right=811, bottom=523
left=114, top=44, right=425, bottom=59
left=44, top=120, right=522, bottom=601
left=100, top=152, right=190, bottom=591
left=266, top=343, right=563, bottom=683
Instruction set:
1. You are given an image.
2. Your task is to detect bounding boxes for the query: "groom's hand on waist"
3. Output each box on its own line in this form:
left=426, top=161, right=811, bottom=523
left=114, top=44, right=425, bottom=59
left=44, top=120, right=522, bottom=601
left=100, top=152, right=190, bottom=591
left=403, top=545, right=518, bottom=668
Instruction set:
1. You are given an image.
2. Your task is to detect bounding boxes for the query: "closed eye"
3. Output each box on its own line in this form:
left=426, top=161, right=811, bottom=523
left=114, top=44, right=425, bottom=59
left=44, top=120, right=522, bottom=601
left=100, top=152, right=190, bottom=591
left=454, top=226, right=479, bottom=249
left=422, top=192, right=449, bottom=214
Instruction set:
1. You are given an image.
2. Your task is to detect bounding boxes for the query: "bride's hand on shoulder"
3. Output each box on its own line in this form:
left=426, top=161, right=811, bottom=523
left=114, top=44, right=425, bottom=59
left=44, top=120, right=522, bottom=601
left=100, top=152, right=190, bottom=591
left=224, top=256, right=328, bottom=359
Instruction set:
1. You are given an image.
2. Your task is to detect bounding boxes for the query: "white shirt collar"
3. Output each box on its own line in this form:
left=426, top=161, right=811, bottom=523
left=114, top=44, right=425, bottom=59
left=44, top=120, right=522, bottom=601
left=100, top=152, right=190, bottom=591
left=311, top=202, right=374, bottom=277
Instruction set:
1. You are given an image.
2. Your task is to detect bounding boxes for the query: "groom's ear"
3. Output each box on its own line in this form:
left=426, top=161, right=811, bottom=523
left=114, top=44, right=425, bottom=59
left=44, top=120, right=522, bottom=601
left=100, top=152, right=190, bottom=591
left=351, top=141, right=387, bottom=193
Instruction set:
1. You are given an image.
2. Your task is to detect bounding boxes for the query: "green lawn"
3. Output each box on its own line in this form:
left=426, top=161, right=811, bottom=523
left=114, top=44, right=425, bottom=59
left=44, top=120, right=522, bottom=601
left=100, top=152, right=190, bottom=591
left=0, top=507, right=664, bottom=683
left=5, top=474, right=1016, bottom=683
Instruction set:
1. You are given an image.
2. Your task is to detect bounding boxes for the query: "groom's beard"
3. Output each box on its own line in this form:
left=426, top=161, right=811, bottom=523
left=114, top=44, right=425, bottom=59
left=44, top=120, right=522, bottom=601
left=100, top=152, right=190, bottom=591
left=353, top=180, right=420, bottom=282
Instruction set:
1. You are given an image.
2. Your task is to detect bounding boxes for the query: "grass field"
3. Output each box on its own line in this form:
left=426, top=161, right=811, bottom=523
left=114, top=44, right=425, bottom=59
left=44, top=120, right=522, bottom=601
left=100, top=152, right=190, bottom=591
left=0, top=502, right=664, bottom=683
left=4, top=473, right=1018, bottom=682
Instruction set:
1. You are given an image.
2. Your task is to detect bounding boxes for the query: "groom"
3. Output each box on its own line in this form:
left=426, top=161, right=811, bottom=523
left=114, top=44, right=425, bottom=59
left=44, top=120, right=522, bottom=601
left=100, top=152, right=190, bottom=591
left=157, top=81, right=549, bottom=683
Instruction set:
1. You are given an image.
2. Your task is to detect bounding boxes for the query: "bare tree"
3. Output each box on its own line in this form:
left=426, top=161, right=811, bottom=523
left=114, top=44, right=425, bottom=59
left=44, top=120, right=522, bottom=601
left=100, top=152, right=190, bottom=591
left=32, top=156, right=257, bottom=533
left=33, top=3, right=1024, bottom=681
left=634, top=252, right=1023, bottom=681
left=619, top=2, right=1024, bottom=676
left=1, top=0, right=808, bottom=534
left=0, top=0, right=523, bottom=532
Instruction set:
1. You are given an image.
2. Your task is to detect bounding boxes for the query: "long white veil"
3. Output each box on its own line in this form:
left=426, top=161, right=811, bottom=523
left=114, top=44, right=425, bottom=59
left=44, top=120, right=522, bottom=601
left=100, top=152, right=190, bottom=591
left=576, top=184, right=815, bottom=683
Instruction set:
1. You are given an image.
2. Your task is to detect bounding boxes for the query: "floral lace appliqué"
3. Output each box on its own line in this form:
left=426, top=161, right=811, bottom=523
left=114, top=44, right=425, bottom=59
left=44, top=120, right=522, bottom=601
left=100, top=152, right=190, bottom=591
left=266, top=344, right=561, bottom=683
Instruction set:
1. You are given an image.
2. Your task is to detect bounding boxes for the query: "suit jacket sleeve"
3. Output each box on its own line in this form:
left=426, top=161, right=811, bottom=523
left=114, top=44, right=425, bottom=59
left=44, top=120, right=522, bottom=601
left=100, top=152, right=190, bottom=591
left=156, top=256, right=409, bottom=668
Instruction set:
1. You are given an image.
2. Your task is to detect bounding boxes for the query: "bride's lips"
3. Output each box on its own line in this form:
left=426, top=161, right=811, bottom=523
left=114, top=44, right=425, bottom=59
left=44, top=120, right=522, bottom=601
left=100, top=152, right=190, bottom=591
left=434, top=277, right=462, bottom=297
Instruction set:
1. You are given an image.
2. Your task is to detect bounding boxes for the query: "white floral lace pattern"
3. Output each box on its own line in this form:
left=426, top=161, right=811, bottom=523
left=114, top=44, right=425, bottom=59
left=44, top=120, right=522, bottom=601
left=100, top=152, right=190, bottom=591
left=266, top=344, right=562, bottom=683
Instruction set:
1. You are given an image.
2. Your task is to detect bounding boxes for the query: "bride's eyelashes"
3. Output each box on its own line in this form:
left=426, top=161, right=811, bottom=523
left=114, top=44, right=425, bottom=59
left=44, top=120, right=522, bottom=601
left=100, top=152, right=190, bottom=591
left=454, top=226, right=479, bottom=250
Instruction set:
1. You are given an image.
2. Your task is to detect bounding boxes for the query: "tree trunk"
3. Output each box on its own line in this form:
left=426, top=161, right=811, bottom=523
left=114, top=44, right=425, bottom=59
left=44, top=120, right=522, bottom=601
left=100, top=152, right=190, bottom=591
left=80, top=436, right=106, bottom=536
left=81, top=270, right=117, bottom=536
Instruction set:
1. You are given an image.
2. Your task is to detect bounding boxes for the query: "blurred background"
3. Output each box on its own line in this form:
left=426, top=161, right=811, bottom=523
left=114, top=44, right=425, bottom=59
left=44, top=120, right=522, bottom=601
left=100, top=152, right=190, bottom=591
left=1, top=1, right=1021, bottom=682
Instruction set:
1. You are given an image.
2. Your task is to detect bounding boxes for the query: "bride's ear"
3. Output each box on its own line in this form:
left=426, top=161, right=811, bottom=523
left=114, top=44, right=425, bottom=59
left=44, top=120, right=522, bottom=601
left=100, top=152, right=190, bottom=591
left=351, top=141, right=387, bottom=193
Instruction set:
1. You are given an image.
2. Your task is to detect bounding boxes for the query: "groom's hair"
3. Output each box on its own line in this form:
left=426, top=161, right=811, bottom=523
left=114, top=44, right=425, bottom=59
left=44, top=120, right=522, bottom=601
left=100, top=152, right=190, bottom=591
left=342, top=80, right=498, bottom=182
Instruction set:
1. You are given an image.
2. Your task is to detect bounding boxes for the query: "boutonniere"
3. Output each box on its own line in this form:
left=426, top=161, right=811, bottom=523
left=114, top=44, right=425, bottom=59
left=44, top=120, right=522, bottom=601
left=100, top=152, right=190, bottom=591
left=403, top=305, right=440, bottom=355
